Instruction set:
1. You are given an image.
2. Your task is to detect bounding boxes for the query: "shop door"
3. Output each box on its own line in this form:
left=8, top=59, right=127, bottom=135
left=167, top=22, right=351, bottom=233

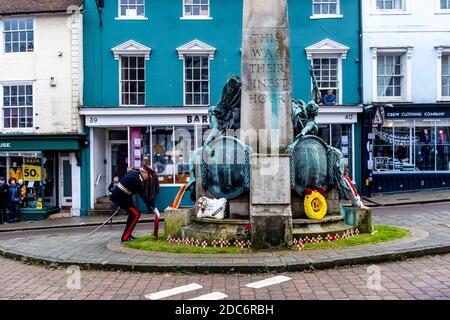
left=59, top=156, right=72, bottom=207
left=111, top=143, right=128, bottom=179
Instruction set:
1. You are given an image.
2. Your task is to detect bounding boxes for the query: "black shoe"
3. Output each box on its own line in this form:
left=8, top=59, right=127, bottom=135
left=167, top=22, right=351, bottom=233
left=121, top=236, right=135, bottom=243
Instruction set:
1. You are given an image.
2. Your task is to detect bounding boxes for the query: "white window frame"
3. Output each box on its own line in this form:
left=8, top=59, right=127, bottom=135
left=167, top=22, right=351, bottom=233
left=311, top=56, right=342, bottom=105
left=371, top=0, right=410, bottom=15
left=119, top=56, right=146, bottom=107
left=176, top=39, right=216, bottom=107
left=305, top=39, right=349, bottom=105
left=180, top=0, right=212, bottom=20
left=111, top=40, right=152, bottom=107
left=436, top=0, right=450, bottom=13
left=310, top=0, right=343, bottom=19
left=371, top=47, right=413, bottom=103
left=436, top=47, right=450, bottom=101
left=2, top=17, right=35, bottom=54
left=0, top=81, right=35, bottom=133
left=116, top=0, right=148, bottom=20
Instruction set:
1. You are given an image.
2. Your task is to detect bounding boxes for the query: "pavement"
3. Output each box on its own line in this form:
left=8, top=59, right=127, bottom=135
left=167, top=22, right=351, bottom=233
left=1, top=203, right=450, bottom=273
left=363, top=189, right=450, bottom=207
left=0, top=213, right=158, bottom=232
left=1, top=253, right=450, bottom=300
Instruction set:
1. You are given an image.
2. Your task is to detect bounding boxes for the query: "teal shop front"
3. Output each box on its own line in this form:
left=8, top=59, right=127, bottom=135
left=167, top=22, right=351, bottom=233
left=81, top=107, right=210, bottom=212
left=0, top=134, right=87, bottom=220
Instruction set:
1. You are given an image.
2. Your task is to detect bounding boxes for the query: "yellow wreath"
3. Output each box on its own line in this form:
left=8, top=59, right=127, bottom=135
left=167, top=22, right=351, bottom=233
left=304, top=191, right=327, bottom=220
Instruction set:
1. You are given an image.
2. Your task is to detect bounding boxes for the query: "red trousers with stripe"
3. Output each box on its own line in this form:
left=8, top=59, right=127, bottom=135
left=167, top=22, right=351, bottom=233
left=122, top=206, right=141, bottom=241
left=110, top=191, right=141, bottom=241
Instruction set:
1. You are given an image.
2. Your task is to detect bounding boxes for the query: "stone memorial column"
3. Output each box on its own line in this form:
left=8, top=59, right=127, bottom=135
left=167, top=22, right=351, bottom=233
left=241, top=0, right=293, bottom=249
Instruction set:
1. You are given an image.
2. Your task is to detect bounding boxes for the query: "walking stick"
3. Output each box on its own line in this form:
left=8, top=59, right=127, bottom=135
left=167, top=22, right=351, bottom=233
left=89, top=207, right=121, bottom=236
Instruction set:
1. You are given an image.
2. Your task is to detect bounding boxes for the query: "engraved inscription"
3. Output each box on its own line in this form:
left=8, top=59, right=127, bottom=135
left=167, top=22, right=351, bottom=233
left=251, top=157, right=290, bottom=205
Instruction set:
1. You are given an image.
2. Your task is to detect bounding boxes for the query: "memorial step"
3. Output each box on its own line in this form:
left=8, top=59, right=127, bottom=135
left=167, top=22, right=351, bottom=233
left=292, top=221, right=354, bottom=238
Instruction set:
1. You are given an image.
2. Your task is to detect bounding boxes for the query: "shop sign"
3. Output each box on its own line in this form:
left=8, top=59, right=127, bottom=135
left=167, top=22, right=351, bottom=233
left=22, top=165, right=41, bottom=181
left=23, top=158, right=41, bottom=181
left=0, top=142, right=12, bottom=149
left=385, top=106, right=450, bottom=119
left=187, top=115, right=209, bottom=124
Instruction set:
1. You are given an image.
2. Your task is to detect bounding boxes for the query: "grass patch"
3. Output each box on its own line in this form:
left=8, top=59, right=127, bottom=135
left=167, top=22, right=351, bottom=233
left=124, top=235, right=250, bottom=254
left=124, top=225, right=410, bottom=254
left=301, top=225, right=410, bottom=250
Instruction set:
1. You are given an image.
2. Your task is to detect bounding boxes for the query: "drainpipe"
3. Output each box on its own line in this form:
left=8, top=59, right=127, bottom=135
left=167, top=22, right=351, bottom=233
left=95, top=0, right=104, bottom=106
left=357, top=0, right=363, bottom=104
left=95, top=0, right=104, bottom=26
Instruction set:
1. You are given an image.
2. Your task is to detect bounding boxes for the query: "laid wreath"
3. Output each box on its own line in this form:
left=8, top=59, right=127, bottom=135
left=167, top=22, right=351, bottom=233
left=304, top=188, right=327, bottom=220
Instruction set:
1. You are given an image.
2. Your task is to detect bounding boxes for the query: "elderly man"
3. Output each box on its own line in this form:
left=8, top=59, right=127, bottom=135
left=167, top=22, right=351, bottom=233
left=110, top=165, right=156, bottom=242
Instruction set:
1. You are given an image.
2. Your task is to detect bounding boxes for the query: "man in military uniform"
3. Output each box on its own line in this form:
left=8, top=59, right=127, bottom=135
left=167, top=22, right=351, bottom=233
left=110, top=165, right=155, bottom=242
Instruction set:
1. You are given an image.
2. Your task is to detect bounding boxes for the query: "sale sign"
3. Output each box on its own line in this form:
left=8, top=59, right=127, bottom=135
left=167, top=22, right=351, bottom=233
left=22, top=165, right=41, bottom=181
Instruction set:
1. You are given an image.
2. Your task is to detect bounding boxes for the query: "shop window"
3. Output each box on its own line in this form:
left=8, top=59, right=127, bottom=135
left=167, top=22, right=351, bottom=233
left=393, top=121, right=414, bottom=171
left=436, top=124, right=450, bottom=171
left=318, top=124, right=353, bottom=176
left=373, top=120, right=414, bottom=171
left=373, top=123, right=394, bottom=171
left=415, top=121, right=435, bottom=171
left=174, top=127, right=195, bottom=183
left=373, top=119, right=450, bottom=173
left=377, top=54, right=404, bottom=98
left=42, top=153, right=56, bottom=208
left=0, top=151, right=48, bottom=209
left=2, top=84, right=33, bottom=129
left=118, top=0, right=145, bottom=18
left=120, top=56, right=146, bottom=106
left=313, top=58, right=339, bottom=106
left=137, top=126, right=202, bottom=185
left=151, top=127, right=175, bottom=184
left=442, top=55, right=450, bottom=98
left=318, top=124, right=331, bottom=145
left=0, top=156, right=6, bottom=180
left=183, top=0, right=210, bottom=18
left=3, top=18, right=34, bottom=53
left=332, top=124, right=352, bottom=173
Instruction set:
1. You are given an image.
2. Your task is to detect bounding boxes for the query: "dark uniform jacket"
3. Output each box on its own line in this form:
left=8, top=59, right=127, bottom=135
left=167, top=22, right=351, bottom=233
left=110, top=171, right=154, bottom=211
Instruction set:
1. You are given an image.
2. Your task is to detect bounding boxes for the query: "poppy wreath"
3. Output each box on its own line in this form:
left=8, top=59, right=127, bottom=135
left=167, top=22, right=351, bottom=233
left=304, top=188, right=327, bottom=220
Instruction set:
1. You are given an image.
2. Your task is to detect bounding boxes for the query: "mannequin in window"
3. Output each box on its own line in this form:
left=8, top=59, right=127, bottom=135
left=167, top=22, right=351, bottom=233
left=9, top=162, right=23, bottom=182
left=419, top=129, right=431, bottom=170
left=437, top=129, right=447, bottom=170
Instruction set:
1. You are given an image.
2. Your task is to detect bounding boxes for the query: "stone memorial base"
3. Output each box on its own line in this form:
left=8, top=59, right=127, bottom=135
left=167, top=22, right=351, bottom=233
left=183, top=216, right=250, bottom=242
left=250, top=155, right=293, bottom=249
left=163, top=207, right=194, bottom=239
left=340, top=205, right=373, bottom=234
left=292, top=215, right=353, bottom=238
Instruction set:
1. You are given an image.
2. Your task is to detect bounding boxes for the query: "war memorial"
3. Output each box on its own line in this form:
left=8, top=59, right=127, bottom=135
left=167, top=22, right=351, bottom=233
left=164, top=0, right=371, bottom=250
